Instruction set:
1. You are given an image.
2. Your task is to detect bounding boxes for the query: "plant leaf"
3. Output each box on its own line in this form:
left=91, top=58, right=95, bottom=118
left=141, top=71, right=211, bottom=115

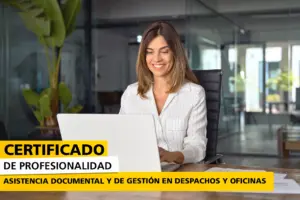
left=22, top=88, right=39, bottom=107
left=39, top=94, right=52, bottom=118
left=66, top=105, right=83, bottom=113
left=25, top=7, right=44, bottom=17
left=38, top=36, right=54, bottom=49
left=32, top=0, right=66, bottom=47
left=0, top=0, right=24, bottom=10
left=20, top=1, right=35, bottom=11
left=33, top=109, right=44, bottom=125
left=19, top=12, right=50, bottom=36
left=58, top=82, right=72, bottom=109
left=2, top=0, right=66, bottom=47
left=40, top=88, right=51, bottom=98
left=61, top=0, right=81, bottom=37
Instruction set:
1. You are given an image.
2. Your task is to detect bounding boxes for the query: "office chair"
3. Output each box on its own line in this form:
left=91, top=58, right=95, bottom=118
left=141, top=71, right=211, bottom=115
left=193, top=69, right=224, bottom=164
left=0, top=120, right=8, bottom=140
left=290, top=87, right=300, bottom=126
left=97, top=91, right=123, bottom=113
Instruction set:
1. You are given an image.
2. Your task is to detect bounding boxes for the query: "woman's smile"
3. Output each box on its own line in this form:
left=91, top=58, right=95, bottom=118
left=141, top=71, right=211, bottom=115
left=152, top=64, right=164, bottom=69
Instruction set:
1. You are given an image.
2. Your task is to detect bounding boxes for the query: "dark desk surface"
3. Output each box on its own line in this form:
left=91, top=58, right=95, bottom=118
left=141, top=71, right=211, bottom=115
left=277, top=126, right=300, bottom=157
left=1, top=164, right=300, bottom=200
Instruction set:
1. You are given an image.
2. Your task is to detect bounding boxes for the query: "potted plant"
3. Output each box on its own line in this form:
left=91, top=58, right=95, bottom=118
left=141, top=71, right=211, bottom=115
left=0, top=0, right=83, bottom=139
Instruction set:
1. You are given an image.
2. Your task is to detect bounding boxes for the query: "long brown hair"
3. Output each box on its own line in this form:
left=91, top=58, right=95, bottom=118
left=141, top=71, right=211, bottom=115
left=136, top=21, right=199, bottom=98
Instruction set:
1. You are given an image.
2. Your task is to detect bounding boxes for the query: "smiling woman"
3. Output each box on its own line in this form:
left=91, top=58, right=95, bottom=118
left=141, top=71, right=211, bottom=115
left=145, top=35, right=174, bottom=79
left=136, top=21, right=199, bottom=98
left=119, top=21, right=208, bottom=165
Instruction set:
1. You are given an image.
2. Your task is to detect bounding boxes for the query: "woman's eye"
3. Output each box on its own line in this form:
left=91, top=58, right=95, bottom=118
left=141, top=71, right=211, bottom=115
left=146, top=51, right=152, bottom=54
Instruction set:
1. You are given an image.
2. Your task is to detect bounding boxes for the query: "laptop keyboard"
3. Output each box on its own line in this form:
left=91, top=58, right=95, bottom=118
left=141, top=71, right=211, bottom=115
left=161, top=162, right=181, bottom=172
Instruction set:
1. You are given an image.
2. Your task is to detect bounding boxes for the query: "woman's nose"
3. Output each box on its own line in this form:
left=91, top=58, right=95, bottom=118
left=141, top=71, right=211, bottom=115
left=153, top=52, right=162, bottom=62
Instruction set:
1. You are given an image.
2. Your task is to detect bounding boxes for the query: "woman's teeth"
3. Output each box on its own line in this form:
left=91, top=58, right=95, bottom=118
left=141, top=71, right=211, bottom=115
left=153, top=64, right=163, bottom=68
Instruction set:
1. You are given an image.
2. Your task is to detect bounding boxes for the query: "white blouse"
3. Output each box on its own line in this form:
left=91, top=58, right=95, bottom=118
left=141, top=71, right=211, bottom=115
left=119, top=81, right=207, bottom=164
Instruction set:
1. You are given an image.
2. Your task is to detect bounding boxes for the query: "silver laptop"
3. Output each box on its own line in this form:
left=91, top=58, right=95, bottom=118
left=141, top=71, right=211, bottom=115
left=57, top=114, right=180, bottom=172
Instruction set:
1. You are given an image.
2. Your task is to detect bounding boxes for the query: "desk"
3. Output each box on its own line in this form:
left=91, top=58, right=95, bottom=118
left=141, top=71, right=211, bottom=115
left=1, top=164, right=300, bottom=200
left=277, top=126, right=300, bottom=157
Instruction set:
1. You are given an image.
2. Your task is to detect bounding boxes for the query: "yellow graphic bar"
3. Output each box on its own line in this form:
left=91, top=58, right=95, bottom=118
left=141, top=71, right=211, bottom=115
left=0, top=141, right=108, bottom=158
left=0, top=172, right=274, bottom=192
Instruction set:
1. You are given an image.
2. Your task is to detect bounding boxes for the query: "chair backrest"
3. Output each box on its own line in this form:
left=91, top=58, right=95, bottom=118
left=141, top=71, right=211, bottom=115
left=296, top=88, right=300, bottom=110
left=0, top=120, right=8, bottom=140
left=193, top=69, right=222, bottom=158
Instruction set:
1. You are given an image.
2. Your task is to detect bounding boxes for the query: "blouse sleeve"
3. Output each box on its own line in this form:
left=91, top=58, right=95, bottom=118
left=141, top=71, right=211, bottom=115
left=181, top=87, right=208, bottom=164
left=119, top=87, right=129, bottom=114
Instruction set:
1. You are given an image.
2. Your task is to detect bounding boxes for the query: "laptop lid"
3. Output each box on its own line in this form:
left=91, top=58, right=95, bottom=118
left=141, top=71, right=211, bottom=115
left=57, top=114, right=162, bottom=172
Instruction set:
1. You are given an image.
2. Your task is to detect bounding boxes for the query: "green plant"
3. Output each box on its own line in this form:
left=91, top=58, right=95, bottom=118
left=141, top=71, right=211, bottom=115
left=0, top=0, right=83, bottom=127
left=266, top=71, right=294, bottom=92
left=233, top=73, right=245, bottom=92
left=266, top=94, right=280, bottom=102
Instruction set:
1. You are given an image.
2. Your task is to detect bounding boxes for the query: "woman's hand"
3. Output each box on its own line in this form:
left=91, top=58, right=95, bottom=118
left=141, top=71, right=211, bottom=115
left=158, top=147, right=184, bottom=164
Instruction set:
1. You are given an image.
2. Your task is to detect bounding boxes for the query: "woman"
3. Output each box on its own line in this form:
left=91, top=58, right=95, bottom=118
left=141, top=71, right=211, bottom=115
left=119, top=21, right=207, bottom=164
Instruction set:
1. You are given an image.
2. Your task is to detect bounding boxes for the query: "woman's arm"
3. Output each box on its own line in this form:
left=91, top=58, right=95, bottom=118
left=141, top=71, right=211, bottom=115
left=181, top=88, right=208, bottom=164
left=119, top=88, right=129, bottom=114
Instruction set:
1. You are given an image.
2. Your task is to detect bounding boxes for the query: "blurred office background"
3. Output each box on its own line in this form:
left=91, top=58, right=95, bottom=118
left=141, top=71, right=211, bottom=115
left=1, top=0, right=300, bottom=165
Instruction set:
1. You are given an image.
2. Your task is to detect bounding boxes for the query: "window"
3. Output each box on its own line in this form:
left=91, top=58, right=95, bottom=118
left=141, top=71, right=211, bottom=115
left=245, top=47, right=263, bottom=112
left=201, top=48, right=221, bottom=70
left=265, top=47, right=282, bottom=107
left=292, top=45, right=300, bottom=102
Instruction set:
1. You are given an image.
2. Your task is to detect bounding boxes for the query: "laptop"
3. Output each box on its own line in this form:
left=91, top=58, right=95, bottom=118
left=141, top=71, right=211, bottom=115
left=57, top=114, right=180, bottom=172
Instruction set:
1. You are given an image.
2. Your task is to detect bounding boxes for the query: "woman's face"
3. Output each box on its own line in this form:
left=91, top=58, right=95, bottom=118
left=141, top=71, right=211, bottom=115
left=146, top=35, right=173, bottom=79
